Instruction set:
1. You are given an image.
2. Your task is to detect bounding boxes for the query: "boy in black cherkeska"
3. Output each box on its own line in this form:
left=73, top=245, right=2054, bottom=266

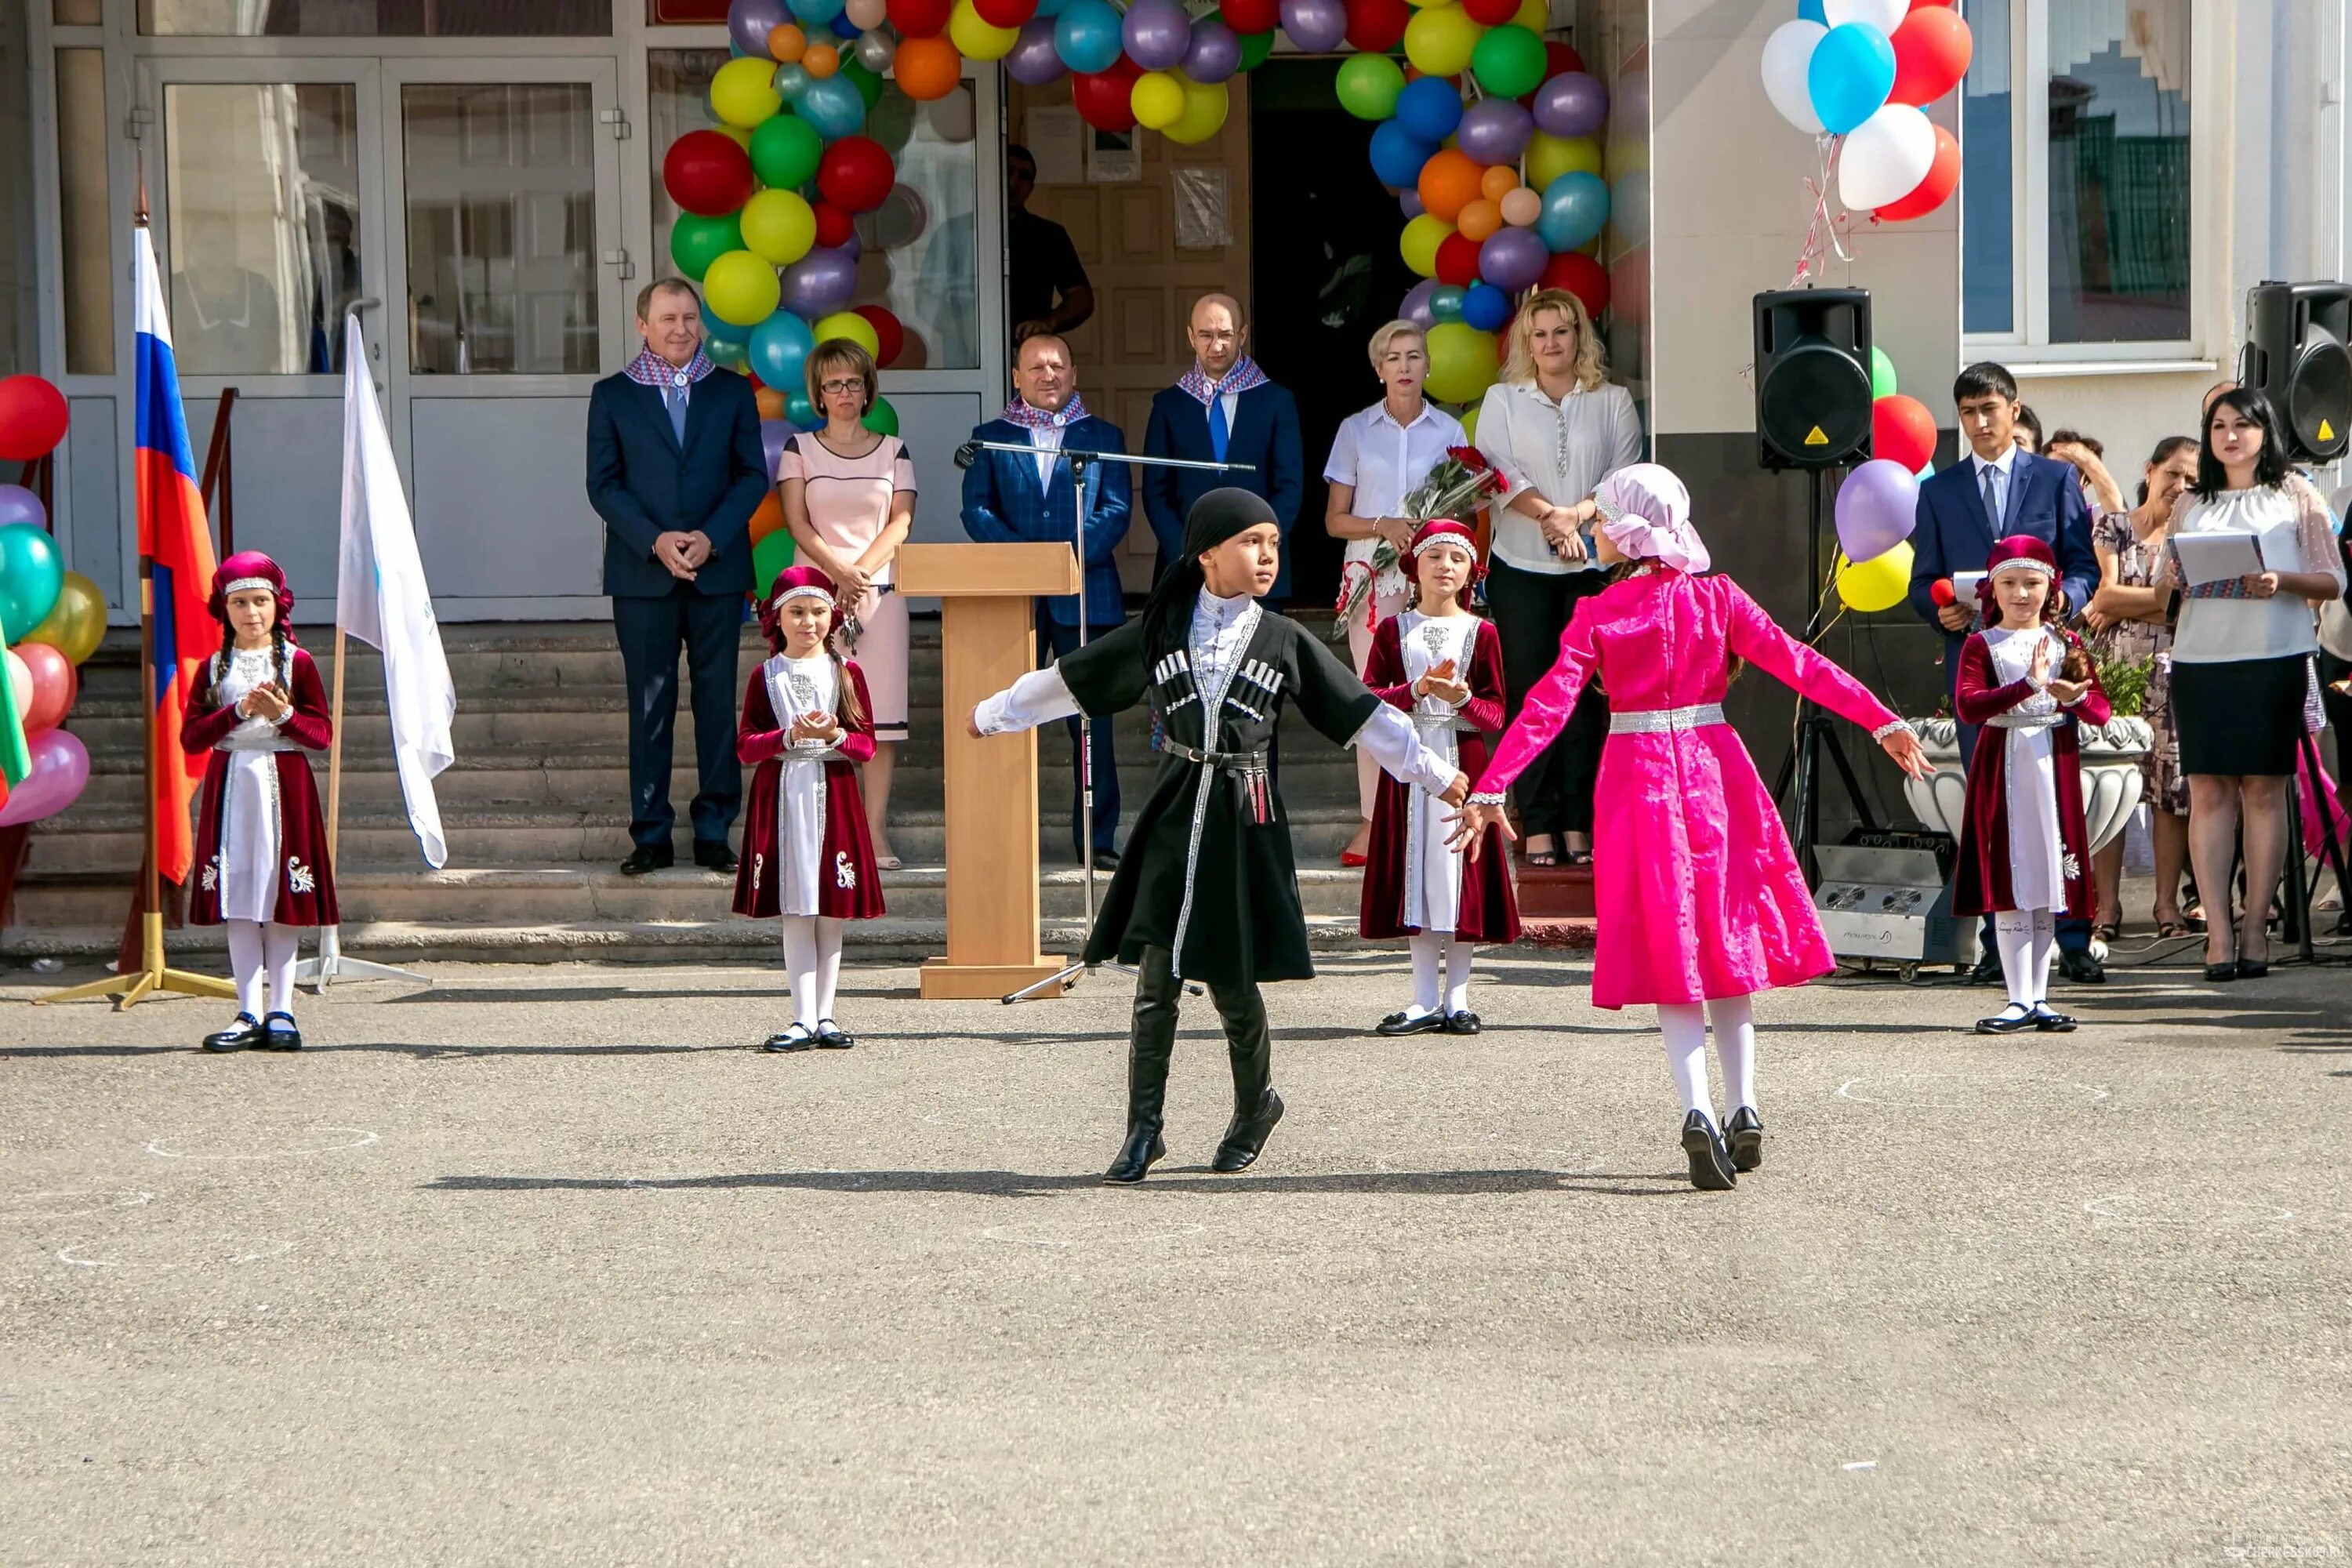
left=971, top=488, right=1468, bottom=1183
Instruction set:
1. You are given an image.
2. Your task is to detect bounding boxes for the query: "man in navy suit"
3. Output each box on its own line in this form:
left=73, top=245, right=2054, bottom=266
left=1141, top=292, right=1304, bottom=604
left=1907, top=360, right=2104, bottom=982
left=960, top=332, right=1134, bottom=866
left=586, top=278, right=769, bottom=877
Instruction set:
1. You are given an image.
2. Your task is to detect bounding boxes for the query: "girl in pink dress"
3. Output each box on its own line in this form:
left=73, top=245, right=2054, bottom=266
left=1449, top=465, right=1931, bottom=1190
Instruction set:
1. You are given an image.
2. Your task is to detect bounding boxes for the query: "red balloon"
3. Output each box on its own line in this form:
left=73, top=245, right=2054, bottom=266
left=818, top=136, right=896, bottom=214
left=1434, top=233, right=1483, bottom=288
left=855, top=305, right=906, bottom=368
left=973, top=0, right=1036, bottom=24
left=1541, top=250, right=1610, bottom=319
left=0, top=376, right=68, bottom=463
left=887, top=0, right=953, bottom=35
left=1519, top=42, right=1588, bottom=107
left=1889, top=5, right=1971, bottom=106
left=1875, top=125, right=1960, bottom=221
left=1073, top=61, right=1142, bottom=131
left=811, top=200, right=857, bottom=249
left=1221, top=0, right=1278, bottom=34
left=1872, top=394, right=1938, bottom=471
left=661, top=129, right=754, bottom=218
left=1345, top=0, right=1410, bottom=53
left=1461, top=0, right=1515, bottom=23
left=1907, top=0, right=1954, bottom=9
left=16, top=641, right=75, bottom=736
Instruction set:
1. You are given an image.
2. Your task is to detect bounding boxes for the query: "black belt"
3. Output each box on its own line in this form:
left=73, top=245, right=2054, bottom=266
left=1160, top=739, right=1273, bottom=822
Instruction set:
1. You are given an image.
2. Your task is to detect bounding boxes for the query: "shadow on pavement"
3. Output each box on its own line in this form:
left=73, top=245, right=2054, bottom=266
left=423, top=1167, right=1695, bottom=1199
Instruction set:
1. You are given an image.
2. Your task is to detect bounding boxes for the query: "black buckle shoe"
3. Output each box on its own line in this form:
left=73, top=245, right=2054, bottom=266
left=2057, top=948, right=2106, bottom=984
left=619, top=845, right=674, bottom=876
left=1976, top=1005, right=2038, bottom=1035
left=2029, top=1003, right=2077, bottom=1033
left=762, top=1025, right=816, bottom=1052
left=1374, top=1009, right=1446, bottom=1036
left=1102, top=1122, right=1166, bottom=1184
left=1680, top=1110, right=1737, bottom=1191
left=692, top=838, right=739, bottom=873
left=1724, top=1105, right=1764, bottom=1172
left=201, top=1013, right=262, bottom=1053
left=1210, top=1088, right=1284, bottom=1174
left=256, top=1011, right=303, bottom=1051
left=814, top=1019, right=855, bottom=1049
left=1441, top=1010, right=1482, bottom=1035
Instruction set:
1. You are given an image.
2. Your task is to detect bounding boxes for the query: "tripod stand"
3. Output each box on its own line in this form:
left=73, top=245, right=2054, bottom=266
left=1770, top=466, right=1878, bottom=880
left=2277, top=726, right=2352, bottom=964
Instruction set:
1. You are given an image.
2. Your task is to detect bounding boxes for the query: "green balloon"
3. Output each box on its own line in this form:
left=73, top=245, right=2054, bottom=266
left=1335, top=53, right=1406, bottom=122
left=753, top=528, right=797, bottom=597
left=704, top=325, right=751, bottom=371
left=840, top=58, right=884, bottom=112
left=750, top=112, right=822, bottom=191
left=862, top=396, right=899, bottom=438
left=0, top=521, right=64, bottom=641
left=786, top=391, right=816, bottom=426
left=669, top=212, right=744, bottom=281
left=1234, top=25, right=1275, bottom=71
left=1470, top=24, right=1548, bottom=99
left=1870, top=345, right=1897, bottom=401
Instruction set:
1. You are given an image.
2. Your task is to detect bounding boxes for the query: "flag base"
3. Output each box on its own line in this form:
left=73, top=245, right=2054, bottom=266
left=294, top=924, right=429, bottom=991
left=36, top=913, right=235, bottom=1009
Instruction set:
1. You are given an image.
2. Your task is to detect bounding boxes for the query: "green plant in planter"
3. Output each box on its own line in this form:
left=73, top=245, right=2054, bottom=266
left=2092, top=653, right=2154, bottom=718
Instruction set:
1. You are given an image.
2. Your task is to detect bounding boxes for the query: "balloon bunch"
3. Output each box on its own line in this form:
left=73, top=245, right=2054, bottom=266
left=0, top=375, right=99, bottom=827
left=1761, top=0, right=1969, bottom=221
left=1829, top=347, right=1937, bottom=613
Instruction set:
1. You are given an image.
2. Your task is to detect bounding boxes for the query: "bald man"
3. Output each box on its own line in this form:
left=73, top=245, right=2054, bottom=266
left=1142, top=293, right=1304, bottom=604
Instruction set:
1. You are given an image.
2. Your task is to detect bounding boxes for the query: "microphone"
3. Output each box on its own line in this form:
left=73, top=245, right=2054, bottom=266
left=953, top=441, right=978, bottom=470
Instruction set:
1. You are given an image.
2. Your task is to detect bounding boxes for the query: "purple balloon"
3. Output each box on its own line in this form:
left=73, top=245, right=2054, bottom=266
left=1399, top=278, right=1440, bottom=330
left=1834, top=458, right=1921, bottom=564
left=0, top=484, right=46, bottom=532
left=1399, top=188, right=1425, bottom=219
left=1183, top=18, right=1242, bottom=84
left=1456, top=97, right=1534, bottom=165
left=728, top=0, right=794, bottom=58
left=1122, top=0, right=1192, bottom=71
left=781, top=247, right=858, bottom=319
left=1279, top=0, right=1345, bottom=54
left=0, top=729, right=89, bottom=827
left=760, top=417, right=796, bottom=476
left=1478, top=227, right=1549, bottom=292
left=1005, top=16, right=1069, bottom=84
left=1532, top=70, right=1609, bottom=139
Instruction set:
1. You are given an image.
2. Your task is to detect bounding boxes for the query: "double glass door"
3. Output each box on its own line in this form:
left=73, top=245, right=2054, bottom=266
left=145, top=55, right=627, bottom=616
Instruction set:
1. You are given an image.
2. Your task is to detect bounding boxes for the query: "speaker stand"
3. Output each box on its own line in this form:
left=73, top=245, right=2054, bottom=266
left=1771, top=466, right=1879, bottom=882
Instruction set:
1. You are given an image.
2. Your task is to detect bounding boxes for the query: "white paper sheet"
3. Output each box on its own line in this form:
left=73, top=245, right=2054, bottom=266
left=2172, top=531, right=2266, bottom=585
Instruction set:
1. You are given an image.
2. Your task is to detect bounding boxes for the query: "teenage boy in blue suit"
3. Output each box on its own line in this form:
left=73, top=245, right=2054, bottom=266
left=961, top=332, right=1134, bottom=866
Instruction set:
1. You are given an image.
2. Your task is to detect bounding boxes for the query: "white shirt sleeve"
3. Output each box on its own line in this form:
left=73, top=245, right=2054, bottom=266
left=1323, top=412, right=1360, bottom=486
left=1606, top=385, right=1643, bottom=474
left=1348, top=702, right=1456, bottom=796
left=974, top=663, right=1082, bottom=735
left=1475, top=387, right=1537, bottom=506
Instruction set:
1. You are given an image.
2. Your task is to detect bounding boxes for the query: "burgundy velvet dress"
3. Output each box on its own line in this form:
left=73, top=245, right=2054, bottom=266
left=183, top=642, right=339, bottom=927
left=1358, top=612, right=1520, bottom=942
left=1951, top=627, right=2111, bottom=920
left=731, top=654, right=886, bottom=920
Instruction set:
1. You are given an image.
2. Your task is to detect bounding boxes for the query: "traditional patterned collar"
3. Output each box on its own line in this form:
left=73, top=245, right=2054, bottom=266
left=1001, top=392, right=1090, bottom=430
left=1177, top=356, right=1269, bottom=407
left=1196, top=586, right=1254, bottom=624
left=623, top=345, right=717, bottom=389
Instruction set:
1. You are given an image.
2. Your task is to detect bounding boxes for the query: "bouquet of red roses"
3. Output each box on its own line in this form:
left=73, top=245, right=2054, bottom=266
left=1333, top=445, right=1507, bottom=635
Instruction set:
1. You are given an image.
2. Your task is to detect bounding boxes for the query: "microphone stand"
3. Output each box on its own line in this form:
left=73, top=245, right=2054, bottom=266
left=951, top=437, right=1255, bottom=1004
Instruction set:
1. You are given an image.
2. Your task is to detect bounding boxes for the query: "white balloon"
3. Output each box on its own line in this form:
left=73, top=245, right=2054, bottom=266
left=1822, top=0, right=1904, bottom=33
left=1839, top=101, right=1936, bottom=211
left=928, top=83, right=975, bottom=143
left=3, top=649, right=28, bottom=720
left=844, top=0, right=887, bottom=27
left=1760, top=20, right=1828, bottom=136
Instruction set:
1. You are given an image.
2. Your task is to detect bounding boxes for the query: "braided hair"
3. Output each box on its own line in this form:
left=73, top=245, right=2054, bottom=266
left=194, top=604, right=289, bottom=713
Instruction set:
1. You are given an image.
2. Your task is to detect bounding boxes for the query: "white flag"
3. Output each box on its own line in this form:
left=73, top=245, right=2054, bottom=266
left=339, top=316, right=456, bottom=869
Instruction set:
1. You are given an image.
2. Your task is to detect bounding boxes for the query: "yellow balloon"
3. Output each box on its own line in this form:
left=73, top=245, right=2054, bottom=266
left=703, top=249, right=782, bottom=328
left=1511, top=0, right=1544, bottom=29
left=710, top=55, right=782, bottom=129
left=1458, top=405, right=1479, bottom=445
left=1525, top=132, right=1603, bottom=191
left=740, top=189, right=816, bottom=266
left=812, top=310, right=881, bottom=358
left=1403, top=5, right=1483, bottom=79
left=1131, top=71, right=1187, bottom=132
left=1163, top=78, right=1229, bottom=145
left=1835, top=541, right=1916, bottom=614
left=1399, top=213, right=1454, bottom=279
left=1423, top=321, right=1498, bottom=405
left=948, top=0, right=1019, bottom=60
left=21, top=570, right=105, bottom=666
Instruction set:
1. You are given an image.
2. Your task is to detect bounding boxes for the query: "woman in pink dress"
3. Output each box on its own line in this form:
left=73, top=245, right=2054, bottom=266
left=1449, top=465, right=1931, bottom=1190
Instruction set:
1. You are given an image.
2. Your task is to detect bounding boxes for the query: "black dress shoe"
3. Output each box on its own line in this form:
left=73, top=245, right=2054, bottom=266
left=1680, top=1110, right=1737, bottom=1191
left=1374, top=1009, right=1446, bottom=1036
left=1442, top=1010, right=1482, bottom=1035
left=814, top=1019, right=855, bottom=1049
left=2235, top=958, right=2270, bottom=980
left=1210, top=1088, right=1284, bottom=1174
left=1976, top=1005, right=2038, bottom=1035
left=256, top=1012, right=303, bottom=1051
left=1968, top=953, right=2005, bottom=985
left=2201, top=961, right=2239, bottom=983
left=201, top=1014, right=262, bottom=1053
left=1091, top=848, right=1121, bottom=871
left=1724, top=1105, right=1764, bottom=1172
left=2057, top=949, right=2107, bottom=985
left=619, top=845, right=673, bottom=876
left=762, top=1025, right=815, bottom=1052
left=1102, top=1122, right=1166, bottom=1184
left=2029, top=1004, right=2077, bottom=1033
left=693, top=839, right=739, bottom=873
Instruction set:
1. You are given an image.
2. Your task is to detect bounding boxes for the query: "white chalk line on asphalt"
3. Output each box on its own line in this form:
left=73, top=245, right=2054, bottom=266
left=56, top=1236, right=296, bottom=1269
left=1835, top=1076, right=2111, bottom=1110
left=144, top=1127, right=379, bottom=1161
left=0, top=1189, right=154, bottom=1224
left=2082, top=1193, right=2296, bottom=1229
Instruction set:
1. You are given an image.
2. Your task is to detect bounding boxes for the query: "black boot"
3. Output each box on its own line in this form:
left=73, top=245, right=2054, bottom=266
left=1211, top=1088, right=1285, bottom=1174
left=1104, top=946, right=1179, bottom=1185
left=1208, top=975, right=1279, bottom=1173
left=1724, top=1105, right=1764, bottom=1172
left=1681, top=1110, right=1737, bottom=1191
left=1103, top=1123, right=1166, bottom=1184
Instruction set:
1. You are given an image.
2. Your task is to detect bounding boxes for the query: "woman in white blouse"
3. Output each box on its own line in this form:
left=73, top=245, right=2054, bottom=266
left=1324, top=319, right=1466, bottom=865
left=1472, top=288, right=1642, bottom=866
left=2159, top=388, right=2348, bottom=979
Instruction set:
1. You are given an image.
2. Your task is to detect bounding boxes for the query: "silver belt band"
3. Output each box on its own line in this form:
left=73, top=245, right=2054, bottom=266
left=1989, top=712, right=2062, bottom=730
left=1411, top=713, right=1482, bottom=733
left=1607, top=702, right=1726, bottom=735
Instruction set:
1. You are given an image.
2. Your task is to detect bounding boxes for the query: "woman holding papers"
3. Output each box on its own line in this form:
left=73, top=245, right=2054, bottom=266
left=2160, top=389, right=2349, bottom=980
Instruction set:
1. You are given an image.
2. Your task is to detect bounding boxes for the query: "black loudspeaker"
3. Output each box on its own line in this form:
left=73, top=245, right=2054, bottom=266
left=1754, top=288, right=1875, bottom=470
left=2243, top=281, right=2352, bottom=463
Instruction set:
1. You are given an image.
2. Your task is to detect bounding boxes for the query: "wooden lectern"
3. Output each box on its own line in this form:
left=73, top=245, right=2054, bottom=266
left=896, top=541, right=1081, bottom=1000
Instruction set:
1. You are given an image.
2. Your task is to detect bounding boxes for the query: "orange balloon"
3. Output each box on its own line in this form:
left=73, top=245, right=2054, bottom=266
left=1479, top=165, right=1519, bottom=202
left=802, top=42, right=840, bottom=78
left=892, top=34, right=962, bottom=100
left=1456, top=198, right=1503, bottom=242
left=755, top=386, right=786, bottom=420
left=1416, top=148, right=1486, bottom=224
left=747, top=489, right=786, bottom=546
left=768, top=22, right=807, bottom=61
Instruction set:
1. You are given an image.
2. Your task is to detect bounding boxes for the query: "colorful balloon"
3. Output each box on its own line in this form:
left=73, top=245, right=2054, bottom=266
left=781, top=245, right=858, bottom=318
left=1871, top=394, right=1937, bottom=472
left=1761, top=20, right=1828, bottom=133
left=888, top=0, right=952, bottom=32
left=1221, top=0, right=1278, bottom=30
left=949, top=0, right=1021, bottom=57
left=1433, top=231, right=1483, bottom=287
left=812, top=310, right=883, bottom=359
left=1835, top=540, right=1915, bottom=615
left=864, top=395, right=901, bottom=437
left=1807, top=21, right=1896, bottom=135
left=1399, top=278, right=1440, bottom=328
left=1874, top=123, right=1960, bottom=220
left=0, top=726, right=89, bottom=826
left=1131, top=70, right=1186, bottom=129
left=854, top=304, right=906, bottom=366
left=1399, top=214, right=1454, bottom=277
left=1523, top=130, right=1601, bottom=191
left=1402, top=2, right=1482, bottom=78
left=0, top=521, right=64, bottom=639
left=1534, top=170, right=1610, bottom=252
left=1163, top=77, right=1230, bottom=143
left=1055, top=0, right=1126, bottom=73
left=1541, top=249, right=1610, bottom=318
left=1427, top=284, right=1466, bottom=324
left=1393, top=74, right=1464, bottom=142
left=1889, top=3, right=1970, bottom=105
left=662, top=130, right=756, bottom=217
left=797, top=73, right=868, bottom=137
left=1368, top=120, right=1436, bottom=187
left=1124, top=0, right=1194, bottom=69
left=1423, top=321, right=1499, bottom=405
left=1073, top=60, right=1144, bottom=130
left=974, top=0, right=1036, bottom=22
left=1870, top=344, right=1897, bottom=401
left=1456, top=198, right=1502, bottom=243
left=1834, top=458, right=1920, bottom=564
left=817, top=135, right=896, bottom=212
left=0, top=485, right=47, bottom=532
left=1336, top=51, right=1406, bottom=119
left=1279, top=0, right=1346, bottom=52
left=15, top=640, right=74, bottom=735
left=18, top=571, right=102, bottom=666
left=892, top=34, right=964, bottom=97
left=739, top=190, right=817, bottom=265
left=750, top=112, right=824, bottom=188
left=704, top=250, right=782, bottom=328
left=0, top=376, right=67, bottom=463
left=1456, top=96, right=1533, bottom=164
left=1417, top=149, right=1485, bottom=223
left=730, top=0, right=795, bottom=57
left=1345, top=0, right=1410, bottom=53
left=1004, top=17, right=1069, bottom=82
left=1184, top=19, right=1243, bottom=82
left=1823, top=0, right=1904, bottom=31
left=1476, top=227, right=1548, bottom=292
left=1460, top=281, right=1511, bottom=332
left=1498, top=186, right=1542, bottom=227
left=1839, top=101, right=1935, bottom=210
left=1530, top=70, right=1607, bottom=138
left=753, top=528, right=799, bottom=599
left=710, top=55, right=785, bottom=127
left=750, top=309, right=817, bottom=389
left=759, top=418, right=796, bottom=481
left=1469, top=23, right=1546, bottom=97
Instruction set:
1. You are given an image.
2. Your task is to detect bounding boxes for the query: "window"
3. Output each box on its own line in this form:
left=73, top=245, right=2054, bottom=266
left=56, top=49, right=114, bottom=375
left=1962, top=0, right=2193, bottom=350
left=141, top=0, right=608, bottom=36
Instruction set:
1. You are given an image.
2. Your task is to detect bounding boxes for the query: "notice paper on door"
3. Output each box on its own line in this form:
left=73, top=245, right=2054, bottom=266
left=2171, top=531, right=2267, bottom=585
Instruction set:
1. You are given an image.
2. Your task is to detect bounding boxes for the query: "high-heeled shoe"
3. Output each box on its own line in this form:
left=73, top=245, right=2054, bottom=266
left=2202, top=941, right=2238, bottom=982
left=1723, top=1105, right=1763, bottom=1172
left=1680, top=1110, right=1737, bottom=1191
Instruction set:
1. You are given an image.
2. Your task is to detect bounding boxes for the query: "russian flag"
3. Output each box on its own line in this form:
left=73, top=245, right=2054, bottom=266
left=134, top=225, right=218, bottom=884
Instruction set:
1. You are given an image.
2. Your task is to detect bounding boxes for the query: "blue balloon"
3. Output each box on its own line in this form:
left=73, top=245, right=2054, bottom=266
left=830, top=9, right=859, bottom=35
left=797, top=74, right=866, bottom=140
left=1535, top=170, right=1610, bottom=252
left=1036, top=0, right=1073, bottom=14
left=1055, top=0, right=1126, bottom=75
left=1368, top=120, right=1436, bottom=188
left=1428, top=285, right=1466, bottom=324
left=1797, top=0, right=1824, bottom=19
left=786, top=391, right=817, bottom=426
left=787, top=0, right=844, bottom=24
left=1394, top=75, right=1464, bottom=143
left=774, top=61, right=811, bottom=104
left=705, top=325, right=751, bottom=371
left=749, top=309, right=816, bottom=390
left=1460, top=281, right=1511, bottom=332
left=1806, top=22, right=1895, bottom=136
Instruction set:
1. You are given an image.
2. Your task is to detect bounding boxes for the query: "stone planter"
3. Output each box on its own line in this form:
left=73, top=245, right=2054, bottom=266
left=1901, top=715, right=2154, bottom=855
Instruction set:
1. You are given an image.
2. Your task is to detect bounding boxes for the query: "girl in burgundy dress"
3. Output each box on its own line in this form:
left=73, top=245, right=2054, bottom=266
left=1359, top=520, right=1519, bottom=1034
left=183, top=551, right=337, bottom=1053
left=733, top=566, right=885, bottom=1051
left=1953, top=535, right=2111, bottom=1035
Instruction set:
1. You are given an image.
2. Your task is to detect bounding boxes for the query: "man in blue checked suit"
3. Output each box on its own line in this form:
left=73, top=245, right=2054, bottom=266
left=960, top=332, right=1134, bottom=866
left=1907, top=360, right=2104, bottom=983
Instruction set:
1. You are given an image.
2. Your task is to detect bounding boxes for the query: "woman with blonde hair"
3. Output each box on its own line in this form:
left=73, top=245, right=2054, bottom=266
left=1472, top=288, right=1642, bottom=866
left=1324, top=318, right=1466, bottom=865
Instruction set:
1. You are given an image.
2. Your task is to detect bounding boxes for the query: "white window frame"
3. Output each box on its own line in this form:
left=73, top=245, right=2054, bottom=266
left=1962, top=0, right=2213, bottom=369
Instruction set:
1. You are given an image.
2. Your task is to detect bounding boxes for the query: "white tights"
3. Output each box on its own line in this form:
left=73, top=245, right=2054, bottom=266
left=1657, top=993, right=1759, bottom=1123
left=781, top=915, right=845, bottom=1030
left=1406, top=931, right=1475, bottom=1017
left=224, top=920, right=297, bottom=1020
left=1992, top=909, right=2056, bottom=1009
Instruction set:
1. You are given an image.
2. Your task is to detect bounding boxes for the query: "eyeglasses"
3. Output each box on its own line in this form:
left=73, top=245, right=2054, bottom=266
left=819, top=378, right=865, bottom=396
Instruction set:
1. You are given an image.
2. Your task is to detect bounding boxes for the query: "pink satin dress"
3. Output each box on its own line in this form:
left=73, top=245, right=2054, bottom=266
left=1474, top=568, right=1901, bottom=1008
